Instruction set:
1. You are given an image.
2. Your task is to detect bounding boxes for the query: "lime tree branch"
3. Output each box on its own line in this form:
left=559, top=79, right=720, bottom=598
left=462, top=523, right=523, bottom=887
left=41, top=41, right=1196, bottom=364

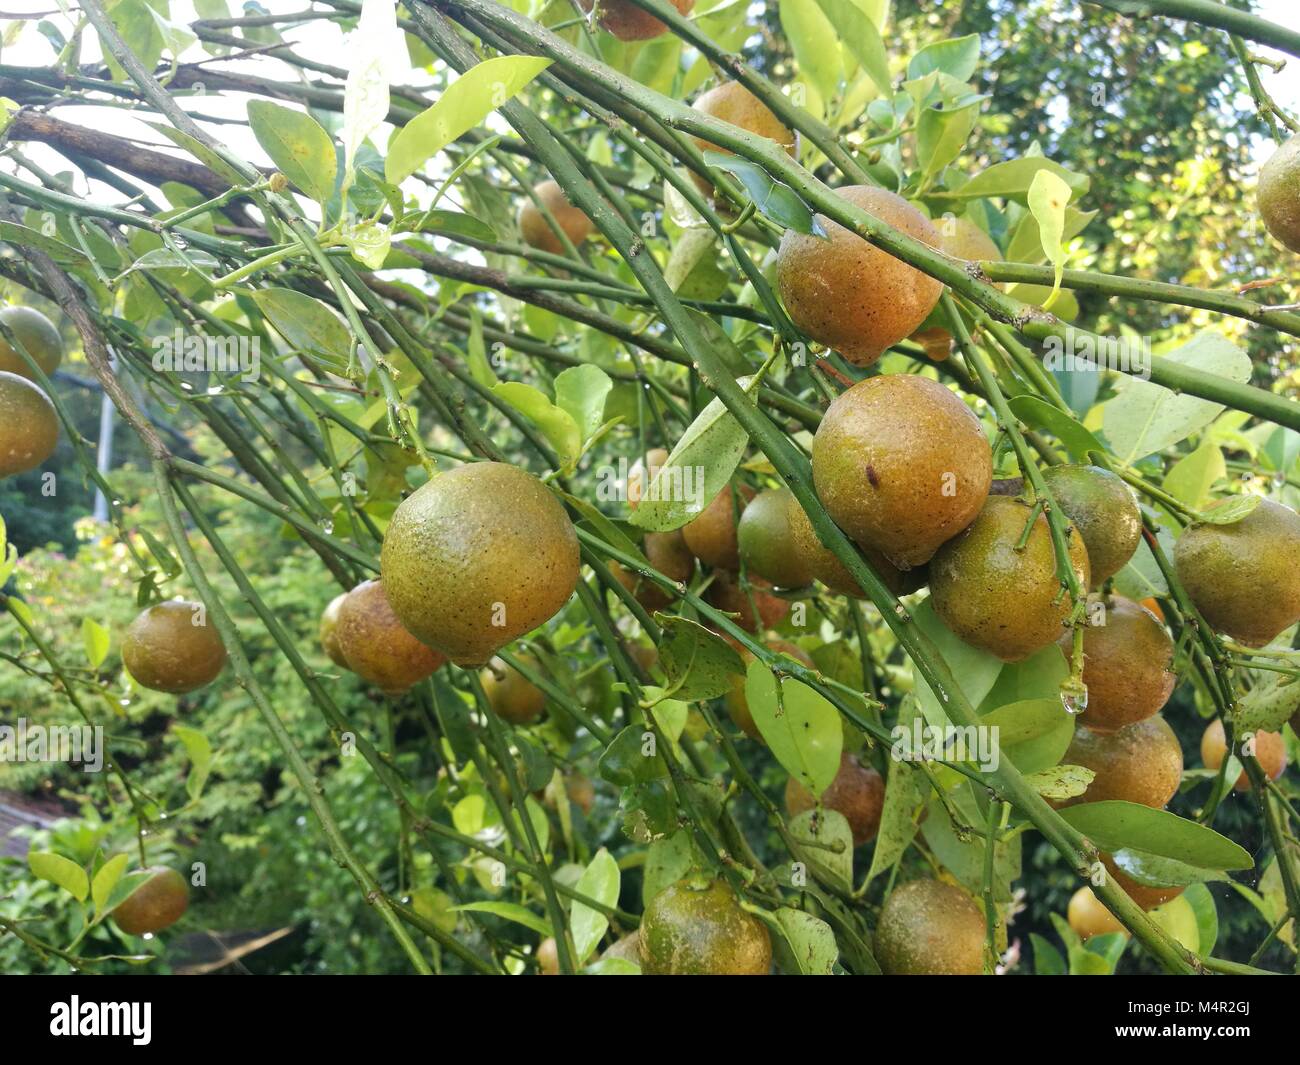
left=1083, top=0, right=1300, bottom=60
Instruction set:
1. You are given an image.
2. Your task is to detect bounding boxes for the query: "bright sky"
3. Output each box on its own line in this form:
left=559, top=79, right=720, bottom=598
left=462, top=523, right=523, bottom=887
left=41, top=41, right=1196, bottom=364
left=0, top=0, right=1296, bottom=205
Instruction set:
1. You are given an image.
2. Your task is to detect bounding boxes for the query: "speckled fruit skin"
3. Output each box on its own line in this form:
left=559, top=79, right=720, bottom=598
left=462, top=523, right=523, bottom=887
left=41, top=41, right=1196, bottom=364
left=612, top=530, right=693, bottom=611
left=1174, top=498, right=1300, bottom=647
left=705, top=571, right=788, bottom=634
left=1062, top=716, right=1183, bottom=809
left=930, top=495, right=1090, bottom=662
left=336, top=580, right=444, bottom=692
left=1201, top=718, right=1287, bottom=791
left=725, top=640, right=812, bottom=739
left=1258, top=133, right=1300, bottom=253
left=813, top=375, right=991, bottom=571
left=682, top=482, right=754, bottom=570
left=639, top=877, right=772, bottom=975
left=689, top=81, right=796, bottom=198
left=1102, top=853, right=1184, bottom=910
left=0, top=305, right=63, bottom=379
left=777, top=186, right=944, bottom=366
left=518, top=180, right=594, bottom=255
left=784, top=752, right=884, bottom=847
left=580, top=0, right=694, bottom=40
left=111, top=867, right=189, bottom=936
left=123, top=600, right=227, bottom=694
left=1042, top=464, right=1141, bottom=588
left=319, top=593, right=349, bottom=669
left=736, top=487, right=812, bottom=588
left=875, top=879, right=986, bottom=975
left=380, top=462, right=580, bottom=666
left=1060, top=596, right=1175, bottom=733
left=1067, top=887, right=1125, bottom=941
left=481, top=655, right=546, bottom=725
left=0, top=371, right=59, bottom=478
left=785, top=488, right=928, bottom=598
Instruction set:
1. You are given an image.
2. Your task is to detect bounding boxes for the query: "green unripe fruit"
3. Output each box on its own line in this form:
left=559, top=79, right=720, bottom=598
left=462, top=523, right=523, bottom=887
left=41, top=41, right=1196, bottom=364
left=639, top=877, right=771, bottom=975
left=875, top=879, right=986, bottom=975
left=1060, top=596, right=1175, bottom=733
left=380, top=462, right=580, bottom=666
left=930, top=495, right=1090, bottom=661
left=122, top=600, right=227, bottom=694
left=0, top=371, right=59, bottom=478
left=737, top=487, right=812, bottom=588
left=1258, top=133, right=1300, bottom=253
left=111, top=867, right=189, bottom=936
left=0, top=305, right=63, bottom=379
left=1041, top=464, right=1141, bottom=588
left=1174, top=498, right=1300, bottom=647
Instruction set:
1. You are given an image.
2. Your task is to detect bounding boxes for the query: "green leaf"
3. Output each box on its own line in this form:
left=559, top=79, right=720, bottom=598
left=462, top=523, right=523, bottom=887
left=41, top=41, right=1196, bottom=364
left=465, top=306, right=498, bottom=388
left=867, top=699, right=925, bottom=883
left=1162, top=440, right=1225, bottom=510
left=981, top=697, right=1075, bottom=773
left=912, top=598, right=1003, bottom=728
left=1236, top=674, right=1300, bottom=735
left=1008, top=394, right=1103, bottom=461
left=1027, top=169, right=1071, bottom=310
left=1103, top=331, right=1252, bottom=464
left=29, top=851, right=89, bottom=901
left=917, top=100, right=981, bottom=178
left=0, top=222, right=87, bottom=264
left=386, top=56, right=553, bottom=185
left=491, top=382, right=582, bottom=474
left=1181, top=882, right=1218, bottom=956
left=246, top=100, right=337, bottom=205
left=812, top=0, right=891, bottom=94
left=252, top=288, right=354, bottom=370
left=655, top=615, right=746, bottom=701
left=81, top=617, right=110, bottom=671
left=1024, top=763, right=1094, bottom=801
left=1058, top=802, right=1253, bottom=871
left=908, top=34, right=981, bottom=82
left=570, top=848, right=620, bottom=964
left=788, top=809, right=854, bottom=891
left=773, top=907, right=838, bottom=974
left=948, top=157, right=1089, bottom=204
left=744, top=661, right=842, bottom=794
left=778, top=0, right=841, bottom=104
left=630, top=389, right=752, bottom=532
left=643, top=831, right=693, bottom=906
left=1031, top=932, right=1066, bottom=974
left=398, top=209, right=497, bottom=243
left=1005, top=206, right=1096, bottom=265
left=554, top=364, right=612, bottom=444
left=92, top=853, right=130, bottom=915
left=701, top=152, right=827, bottom=237
left=173, top=725, right=213, bottom=802
left=1107, top=847, right=1228, bottom=889
left=450, top=901, right=551, bottom=937
left=1196, top=494, right=1262, bottom=524
left=597, top=725, right=666, bottom=787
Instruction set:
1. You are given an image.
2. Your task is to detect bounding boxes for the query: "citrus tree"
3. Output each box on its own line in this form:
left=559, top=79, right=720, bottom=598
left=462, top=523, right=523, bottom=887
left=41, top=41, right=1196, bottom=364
left=1, top=0, right=1299, bottom=976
